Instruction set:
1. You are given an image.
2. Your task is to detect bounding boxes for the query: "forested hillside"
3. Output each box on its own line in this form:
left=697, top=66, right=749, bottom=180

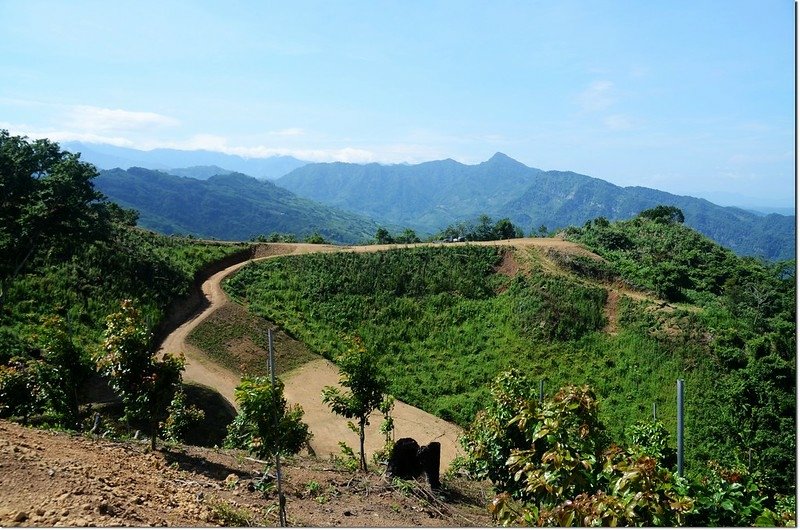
left=94, top=167, right=383, bottom=243
left=0, top=130, right=247, bottom=430
left=224, top=219, right=795, bottom=499
left=277, top=153, right=795, bottom=260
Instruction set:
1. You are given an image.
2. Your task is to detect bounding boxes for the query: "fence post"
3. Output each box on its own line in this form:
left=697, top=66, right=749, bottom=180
left=269, top=329, right=287, bottom=526
left=652, top=402, right=657, bottom=422
left=677, top=379, right=684, bottom=477
left=539, top=380, right=544, bottom=405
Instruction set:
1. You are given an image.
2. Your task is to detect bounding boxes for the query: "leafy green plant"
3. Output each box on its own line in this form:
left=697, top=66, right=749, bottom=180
left=0, top=357, right=50, bottom=423
left=96, top=300, right=184, bottom=450
left=469, top=371, right=784, bottom=527
left=305, top=480, right=323, bottom=496
left=372, top=394, right=395, bottom=465
left=459, top=368, right=539, bottom=496
left=38, top=315, right=91, bottom=429
left=162, top=388, right=206, bottom=443
left=625, top=419, right=676, bottom=468
left=391, top=477, right=416, bottom=496
left=330, top=441, right=359, bottom=472
left=208, top=499, right=256, bottom=527
left=322, top=337, right=389, bottom=472
left=224, top=375, right=311, bottom=458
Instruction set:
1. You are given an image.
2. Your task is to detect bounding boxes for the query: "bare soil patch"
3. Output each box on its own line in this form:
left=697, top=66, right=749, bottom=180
left=603, top=289, right=620, bottom=335
left=187, top=302, right=320, bottom=378
left=282, top=359, right=465, bottom=468
left=494, top=249, right=521, bottom=277
left=0, top=420, right=491, bottom=527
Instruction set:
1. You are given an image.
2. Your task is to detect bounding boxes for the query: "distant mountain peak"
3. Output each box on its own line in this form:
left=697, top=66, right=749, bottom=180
left=483, top=152, right=525, bottom=167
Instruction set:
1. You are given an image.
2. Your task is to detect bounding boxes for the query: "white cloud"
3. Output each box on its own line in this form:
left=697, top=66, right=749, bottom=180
left=0, top=122, right=137, bottom=147
left=66, top=105, right=179, bottom=132
left=149, top=134, right=378, bottom=163
left=577, top=80, right=616, bottom=112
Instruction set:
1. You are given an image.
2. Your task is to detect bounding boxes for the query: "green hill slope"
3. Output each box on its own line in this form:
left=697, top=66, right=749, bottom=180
left=506, top=176, right=795, bottom=260
left=95, top=167, right=383, bottom=243
left=222, top=225, right=795, bottom=495
left=1, top=130, right=249, bottom=437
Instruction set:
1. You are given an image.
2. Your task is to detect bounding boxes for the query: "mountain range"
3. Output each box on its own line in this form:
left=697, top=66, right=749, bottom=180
left=63, top=142, right=307, bottom=179
left=95, top=167, right=382, bottom=243
left=89, top=150, right=794, bottom=260
left=276, top=153, right=795, bottom=260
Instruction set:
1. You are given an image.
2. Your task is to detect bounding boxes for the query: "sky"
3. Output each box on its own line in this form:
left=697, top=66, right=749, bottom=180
left=0, top=0, right=795, bottom=207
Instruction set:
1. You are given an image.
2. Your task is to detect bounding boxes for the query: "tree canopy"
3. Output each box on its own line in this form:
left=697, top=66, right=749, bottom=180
left=638, top=204, right=685, bottom=224
left=0, top=130, right=113, bottom=279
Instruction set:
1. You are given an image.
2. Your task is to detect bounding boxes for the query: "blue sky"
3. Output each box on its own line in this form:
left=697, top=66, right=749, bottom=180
left=0, top=0, right=795, bottom=207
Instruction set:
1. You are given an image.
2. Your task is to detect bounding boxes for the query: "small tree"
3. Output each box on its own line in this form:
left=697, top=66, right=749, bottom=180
left=395, top=228, right=420, bottom=244
left=97, top=299, right=184, bottom=450
left=163, top=388, right=206, bottom=444
left=375, top=227, right=394, bottom=245
left=304, top=231, right=328, bottom=244
left=0, top=357, right=49, bottom=424
left=322, top=338, right=388, bottom=472
left=638, top=205, right=685, bottom=224
left=493, top=218, right=520, bottom=240
left=225, top=375, right=311, bottom=458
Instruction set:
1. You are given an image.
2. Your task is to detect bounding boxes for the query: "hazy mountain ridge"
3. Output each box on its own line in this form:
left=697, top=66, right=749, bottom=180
left=167, top=165, right=234, bottom=179
left=94, top=167, right=382, bottom=243
left=276, top=153, right=539, bottom=230
left=63, top=142, right=308, bottom=179
left=277, top=153, right=795, bottom=260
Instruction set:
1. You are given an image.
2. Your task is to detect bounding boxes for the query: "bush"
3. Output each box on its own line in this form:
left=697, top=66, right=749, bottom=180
left=468, top=370, right=786, bottom=527
left=163, top=388, right=206, bottom=443
left=225, top=376, right=311, bottom=458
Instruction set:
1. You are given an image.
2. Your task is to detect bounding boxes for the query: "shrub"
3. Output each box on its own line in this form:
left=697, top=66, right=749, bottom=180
left=225, top=376, right=311, bottom=458
left=468, top=370, right=784, bottom=527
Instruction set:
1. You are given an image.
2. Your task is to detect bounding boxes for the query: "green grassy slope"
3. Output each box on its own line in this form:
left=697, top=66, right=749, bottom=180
left=222, top=223, right=795, bottom=495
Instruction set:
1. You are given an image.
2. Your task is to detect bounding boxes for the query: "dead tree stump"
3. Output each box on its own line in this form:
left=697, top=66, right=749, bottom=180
left=387, top=438, right=421, bottom=478
left=386, top=438, right=441, bottom=490
left=417, top=441, right=441, bottom=489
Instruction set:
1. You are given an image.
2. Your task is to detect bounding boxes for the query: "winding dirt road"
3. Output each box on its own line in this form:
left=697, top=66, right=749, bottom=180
left=156, top=238, right=597, bottom=467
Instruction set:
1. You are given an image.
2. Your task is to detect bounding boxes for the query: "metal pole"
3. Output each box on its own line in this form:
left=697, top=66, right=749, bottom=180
left=652, top=402, right=657, bottom=422
left=677, top=379, right=684, bottom=477
left=269, top=330, right=286, bottom=526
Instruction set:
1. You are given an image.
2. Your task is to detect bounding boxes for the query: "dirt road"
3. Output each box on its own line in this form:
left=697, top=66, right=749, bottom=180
left=156, top=238, right=596, bottom=466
